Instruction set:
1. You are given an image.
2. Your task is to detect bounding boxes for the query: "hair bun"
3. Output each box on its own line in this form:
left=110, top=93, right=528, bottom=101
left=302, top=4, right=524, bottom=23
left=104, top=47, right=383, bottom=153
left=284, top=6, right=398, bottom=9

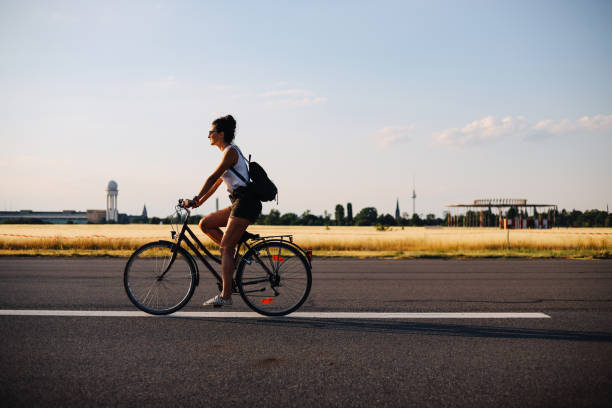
left=212, top=114, right=237, bottom=143
left=224, top=115, right=236, bottom=131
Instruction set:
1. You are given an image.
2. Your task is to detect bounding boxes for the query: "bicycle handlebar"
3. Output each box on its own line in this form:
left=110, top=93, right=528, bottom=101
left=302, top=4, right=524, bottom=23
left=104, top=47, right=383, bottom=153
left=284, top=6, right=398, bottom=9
left=176, top=199, right=191, bottom=216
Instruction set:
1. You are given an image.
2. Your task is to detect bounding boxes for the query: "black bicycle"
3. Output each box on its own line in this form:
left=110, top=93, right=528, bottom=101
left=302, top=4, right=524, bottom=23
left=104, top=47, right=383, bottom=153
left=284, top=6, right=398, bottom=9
left=123, top=200, right=312, bottom=316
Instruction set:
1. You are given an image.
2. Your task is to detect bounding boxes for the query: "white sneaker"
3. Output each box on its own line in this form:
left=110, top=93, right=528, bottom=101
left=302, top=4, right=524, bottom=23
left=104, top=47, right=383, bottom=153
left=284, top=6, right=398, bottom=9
left=203, top=294, right=232, bottom=308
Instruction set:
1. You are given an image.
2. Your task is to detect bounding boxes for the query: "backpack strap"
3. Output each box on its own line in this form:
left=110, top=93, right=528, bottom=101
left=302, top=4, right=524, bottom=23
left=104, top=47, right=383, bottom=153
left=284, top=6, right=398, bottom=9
left=229, top=167, right=248, bottom=184
left=228, top=145, right=249, bottom=184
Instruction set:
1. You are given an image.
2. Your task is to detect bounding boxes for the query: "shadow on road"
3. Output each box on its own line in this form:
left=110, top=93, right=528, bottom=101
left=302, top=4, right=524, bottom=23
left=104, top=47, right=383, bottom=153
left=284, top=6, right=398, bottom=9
left=175, top=317, right=612, bottom=343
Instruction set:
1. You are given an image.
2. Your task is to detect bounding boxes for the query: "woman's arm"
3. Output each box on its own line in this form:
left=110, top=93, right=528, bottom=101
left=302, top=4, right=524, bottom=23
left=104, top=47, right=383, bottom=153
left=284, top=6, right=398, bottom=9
left=193, top=178, right=223, bottom=207
left=186, top=148, right=239, bottom=208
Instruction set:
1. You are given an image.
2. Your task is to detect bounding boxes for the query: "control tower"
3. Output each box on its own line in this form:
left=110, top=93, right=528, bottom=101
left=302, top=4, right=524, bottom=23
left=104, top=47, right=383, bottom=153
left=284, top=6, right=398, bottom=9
left=106, top=180, right=118, bottom=222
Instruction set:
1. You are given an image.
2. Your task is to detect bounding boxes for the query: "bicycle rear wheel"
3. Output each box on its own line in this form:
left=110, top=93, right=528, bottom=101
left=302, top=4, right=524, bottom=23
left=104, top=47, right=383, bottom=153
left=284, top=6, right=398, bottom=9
left=124, top=241, right=196, bottom=315
left=236, top=241, right=311, bottom=316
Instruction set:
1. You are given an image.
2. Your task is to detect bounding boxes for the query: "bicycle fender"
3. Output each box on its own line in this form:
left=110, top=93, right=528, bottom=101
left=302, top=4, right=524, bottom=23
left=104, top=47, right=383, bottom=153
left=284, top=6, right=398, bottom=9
left=255, top=238, right=312, bottom=269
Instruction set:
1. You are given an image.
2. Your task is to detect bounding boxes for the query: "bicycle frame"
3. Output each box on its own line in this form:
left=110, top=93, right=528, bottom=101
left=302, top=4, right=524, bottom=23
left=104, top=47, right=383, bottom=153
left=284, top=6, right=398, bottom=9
left=162, top=205, right=311, bottom=292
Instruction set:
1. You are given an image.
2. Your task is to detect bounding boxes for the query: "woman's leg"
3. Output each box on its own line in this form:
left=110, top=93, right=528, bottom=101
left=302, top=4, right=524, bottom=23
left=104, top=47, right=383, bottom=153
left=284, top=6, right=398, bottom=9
left=199, top=207, right=232, bottom=245
left=219, top=216, right=250, bottom=299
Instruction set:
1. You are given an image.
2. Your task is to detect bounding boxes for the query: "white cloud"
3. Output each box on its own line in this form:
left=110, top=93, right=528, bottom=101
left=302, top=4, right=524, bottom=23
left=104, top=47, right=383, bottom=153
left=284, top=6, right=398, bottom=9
left=534, top=114, right=612, bottom=136
left=432, top=114, right=612, bottom=147
left=375, top=125, right=415, bottom=148
left=433, top=116, right=529, bottom=147
left=260, top=88, right=327, bottom=107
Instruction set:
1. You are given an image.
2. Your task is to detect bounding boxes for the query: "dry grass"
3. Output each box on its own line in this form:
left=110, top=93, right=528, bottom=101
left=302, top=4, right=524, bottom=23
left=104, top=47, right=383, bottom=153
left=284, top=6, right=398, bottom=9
left=1, top=224, right=610, bottom=258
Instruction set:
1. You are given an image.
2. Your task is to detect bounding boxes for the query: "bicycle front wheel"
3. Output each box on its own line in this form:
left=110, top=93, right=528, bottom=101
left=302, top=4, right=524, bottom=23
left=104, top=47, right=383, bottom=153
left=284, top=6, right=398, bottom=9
left=236, top=241, right=312, bottom=316
left=124, top=241, right=196, bottom=315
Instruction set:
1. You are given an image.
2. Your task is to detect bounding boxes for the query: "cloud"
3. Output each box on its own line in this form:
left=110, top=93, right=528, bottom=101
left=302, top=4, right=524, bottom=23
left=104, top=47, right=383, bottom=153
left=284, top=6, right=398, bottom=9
left=432, top=114, right=612, bottom=147
left=433, top=116, right=529, bottom=147
left=260, top=89, right=328, bottom=107
left=375, top=125, right=415, bottom=148
left=533, top=114, right=612, bottom=136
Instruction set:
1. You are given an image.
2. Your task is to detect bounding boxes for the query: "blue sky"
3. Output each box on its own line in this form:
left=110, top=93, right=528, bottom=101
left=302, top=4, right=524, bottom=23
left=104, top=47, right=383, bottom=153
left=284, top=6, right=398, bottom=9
left=1, top=0, right=611, bottom=218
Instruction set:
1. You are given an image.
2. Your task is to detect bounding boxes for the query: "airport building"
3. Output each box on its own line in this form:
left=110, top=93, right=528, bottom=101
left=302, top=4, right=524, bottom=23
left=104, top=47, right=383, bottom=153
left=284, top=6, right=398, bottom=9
left=0, top=181, right=147, bottom=224
left=446, top=199, right=557, bottom=229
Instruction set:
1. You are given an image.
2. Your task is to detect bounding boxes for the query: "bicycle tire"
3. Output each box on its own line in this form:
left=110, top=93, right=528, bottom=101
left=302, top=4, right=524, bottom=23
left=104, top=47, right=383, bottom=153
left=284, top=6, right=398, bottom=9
left=124, top=240, right=197, bottom=315
left=236, top=240, right=312, bottom=316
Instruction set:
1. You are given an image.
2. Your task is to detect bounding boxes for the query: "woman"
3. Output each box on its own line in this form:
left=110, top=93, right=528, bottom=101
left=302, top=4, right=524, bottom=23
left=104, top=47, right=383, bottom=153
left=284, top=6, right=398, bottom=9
left=182, top=115, right=261, bottom=307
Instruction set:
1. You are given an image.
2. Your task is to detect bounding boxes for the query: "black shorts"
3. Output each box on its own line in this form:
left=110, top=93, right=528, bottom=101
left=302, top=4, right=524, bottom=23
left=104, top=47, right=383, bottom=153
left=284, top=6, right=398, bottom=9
left=229, top=187, right=262, bottom=223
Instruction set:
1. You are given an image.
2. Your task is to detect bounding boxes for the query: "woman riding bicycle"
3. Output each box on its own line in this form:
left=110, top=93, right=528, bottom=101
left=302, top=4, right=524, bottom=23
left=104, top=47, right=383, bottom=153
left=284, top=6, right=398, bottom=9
left=182, top=114, right=261, bottom=307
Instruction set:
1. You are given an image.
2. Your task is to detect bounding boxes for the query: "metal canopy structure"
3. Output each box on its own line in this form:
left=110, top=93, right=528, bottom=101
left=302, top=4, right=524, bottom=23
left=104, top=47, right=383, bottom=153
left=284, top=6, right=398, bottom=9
left=446, top=199, right=558, bottom=228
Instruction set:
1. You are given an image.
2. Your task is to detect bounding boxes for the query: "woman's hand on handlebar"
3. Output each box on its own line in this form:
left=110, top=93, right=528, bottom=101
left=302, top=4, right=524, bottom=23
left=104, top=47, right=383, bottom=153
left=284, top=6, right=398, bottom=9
left=181, top=198, right=199, bottom=209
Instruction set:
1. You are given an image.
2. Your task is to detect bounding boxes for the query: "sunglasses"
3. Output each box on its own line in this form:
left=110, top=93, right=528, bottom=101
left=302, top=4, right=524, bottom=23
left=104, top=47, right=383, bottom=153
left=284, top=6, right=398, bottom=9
left=208, top=130, right=217, bottom=135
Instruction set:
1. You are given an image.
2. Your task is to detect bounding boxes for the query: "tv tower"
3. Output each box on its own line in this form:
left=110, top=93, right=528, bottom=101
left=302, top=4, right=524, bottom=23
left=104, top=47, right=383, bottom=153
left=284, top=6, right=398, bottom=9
left=412, top=177, right=416, bottom=216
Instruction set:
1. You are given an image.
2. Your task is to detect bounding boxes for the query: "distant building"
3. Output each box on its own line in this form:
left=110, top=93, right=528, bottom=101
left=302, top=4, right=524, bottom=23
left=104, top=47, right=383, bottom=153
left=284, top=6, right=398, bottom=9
left=1, top=181, right=148, bottom=224
left=87, top=210, right=107, bottom=223
left=106, top=180, right=119, bottom=222
left=446, top=198, right=557, bottom=229
left=395, top=198, right=400, bottom=222
left=0, top=209, right=111, bottom=224
left=0, top=210, right=85, bottom=224
left=125, top=205, right=149, bottom=224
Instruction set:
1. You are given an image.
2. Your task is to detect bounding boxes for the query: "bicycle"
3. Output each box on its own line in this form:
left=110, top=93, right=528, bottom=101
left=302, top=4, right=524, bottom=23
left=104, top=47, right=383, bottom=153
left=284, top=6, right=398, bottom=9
left=123, top=199, right=313, bottom=316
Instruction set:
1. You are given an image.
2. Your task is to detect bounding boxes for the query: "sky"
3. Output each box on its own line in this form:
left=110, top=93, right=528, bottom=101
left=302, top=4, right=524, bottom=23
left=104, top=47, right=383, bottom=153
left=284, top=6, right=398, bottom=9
left=1, top=0, right=611, bottom=218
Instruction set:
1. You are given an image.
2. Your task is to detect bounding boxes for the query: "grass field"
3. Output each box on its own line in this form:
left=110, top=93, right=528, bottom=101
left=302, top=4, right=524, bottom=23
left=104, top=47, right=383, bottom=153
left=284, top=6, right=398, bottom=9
left=0, top=224, right=610, bottom=259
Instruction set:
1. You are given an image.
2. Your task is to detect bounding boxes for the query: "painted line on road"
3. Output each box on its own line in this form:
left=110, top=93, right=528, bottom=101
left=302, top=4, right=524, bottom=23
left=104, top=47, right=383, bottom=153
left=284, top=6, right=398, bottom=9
left=0, top=310, right=550, bottom=319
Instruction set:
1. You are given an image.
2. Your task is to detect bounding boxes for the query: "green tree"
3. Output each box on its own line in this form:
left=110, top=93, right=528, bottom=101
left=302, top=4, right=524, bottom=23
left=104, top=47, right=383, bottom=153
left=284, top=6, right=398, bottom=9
left=354, top=207, right=378, bottom=226
left=265, top=209, right=281, bottom=225
left=506, top=207, right=518, bottom=219
left=280, top=212, right=299, bottom=225
left=334, top=204, right=345, bottom=225
left=300, top=210, right=322, bottom=225
left=346, top=203, right=353, bottom=225
left=377, top=213, right=396, bottom=226
left=188, top=215, right=203, bottom=224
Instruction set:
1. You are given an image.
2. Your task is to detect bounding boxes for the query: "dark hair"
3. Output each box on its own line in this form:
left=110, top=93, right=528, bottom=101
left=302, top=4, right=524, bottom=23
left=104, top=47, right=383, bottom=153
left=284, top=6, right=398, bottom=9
left=212, top=114, right=237, bottom=144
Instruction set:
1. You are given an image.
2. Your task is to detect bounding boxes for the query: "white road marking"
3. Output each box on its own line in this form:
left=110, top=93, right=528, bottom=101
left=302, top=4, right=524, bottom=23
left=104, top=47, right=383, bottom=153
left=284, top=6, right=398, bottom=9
left=0, top=310, right=550, bottom=319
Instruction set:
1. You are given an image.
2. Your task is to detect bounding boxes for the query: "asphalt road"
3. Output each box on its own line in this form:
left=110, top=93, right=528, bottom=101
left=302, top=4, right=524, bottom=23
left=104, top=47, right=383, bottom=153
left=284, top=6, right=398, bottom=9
left=1, top=257, right=611, bottom=407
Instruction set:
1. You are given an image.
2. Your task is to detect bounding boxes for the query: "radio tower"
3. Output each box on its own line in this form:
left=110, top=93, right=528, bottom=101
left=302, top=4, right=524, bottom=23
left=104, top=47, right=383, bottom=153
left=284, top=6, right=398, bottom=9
left=412, top=177, right=416, bottom=217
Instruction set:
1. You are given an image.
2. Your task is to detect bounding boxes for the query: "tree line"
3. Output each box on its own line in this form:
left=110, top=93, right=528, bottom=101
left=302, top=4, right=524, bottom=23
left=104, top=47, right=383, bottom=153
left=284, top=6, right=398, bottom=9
left=252, top=205, right=445, bottom=226
left=554, top=209, right=612, bottom=228
left=136, top=205, right=612, bottom=228
left=3, top=205, right=609, bottom=227
left=139, top=203, right=444, bottom=226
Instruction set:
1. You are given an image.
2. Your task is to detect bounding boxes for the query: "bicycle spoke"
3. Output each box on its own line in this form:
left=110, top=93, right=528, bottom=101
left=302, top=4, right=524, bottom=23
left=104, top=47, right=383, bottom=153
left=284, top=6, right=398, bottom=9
left=237, top=242, right=311, bottom=316
left=124, top=242, right=195, bottom=315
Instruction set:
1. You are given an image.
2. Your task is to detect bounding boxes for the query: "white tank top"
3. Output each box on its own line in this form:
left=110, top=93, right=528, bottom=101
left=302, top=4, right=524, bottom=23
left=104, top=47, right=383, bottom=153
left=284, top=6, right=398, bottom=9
left=221, top=144, right=249, bottom=193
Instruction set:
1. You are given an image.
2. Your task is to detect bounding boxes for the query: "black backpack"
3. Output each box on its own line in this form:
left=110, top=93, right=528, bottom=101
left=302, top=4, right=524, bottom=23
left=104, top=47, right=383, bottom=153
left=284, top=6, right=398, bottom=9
left=230, top=153, right=278, bottom=202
